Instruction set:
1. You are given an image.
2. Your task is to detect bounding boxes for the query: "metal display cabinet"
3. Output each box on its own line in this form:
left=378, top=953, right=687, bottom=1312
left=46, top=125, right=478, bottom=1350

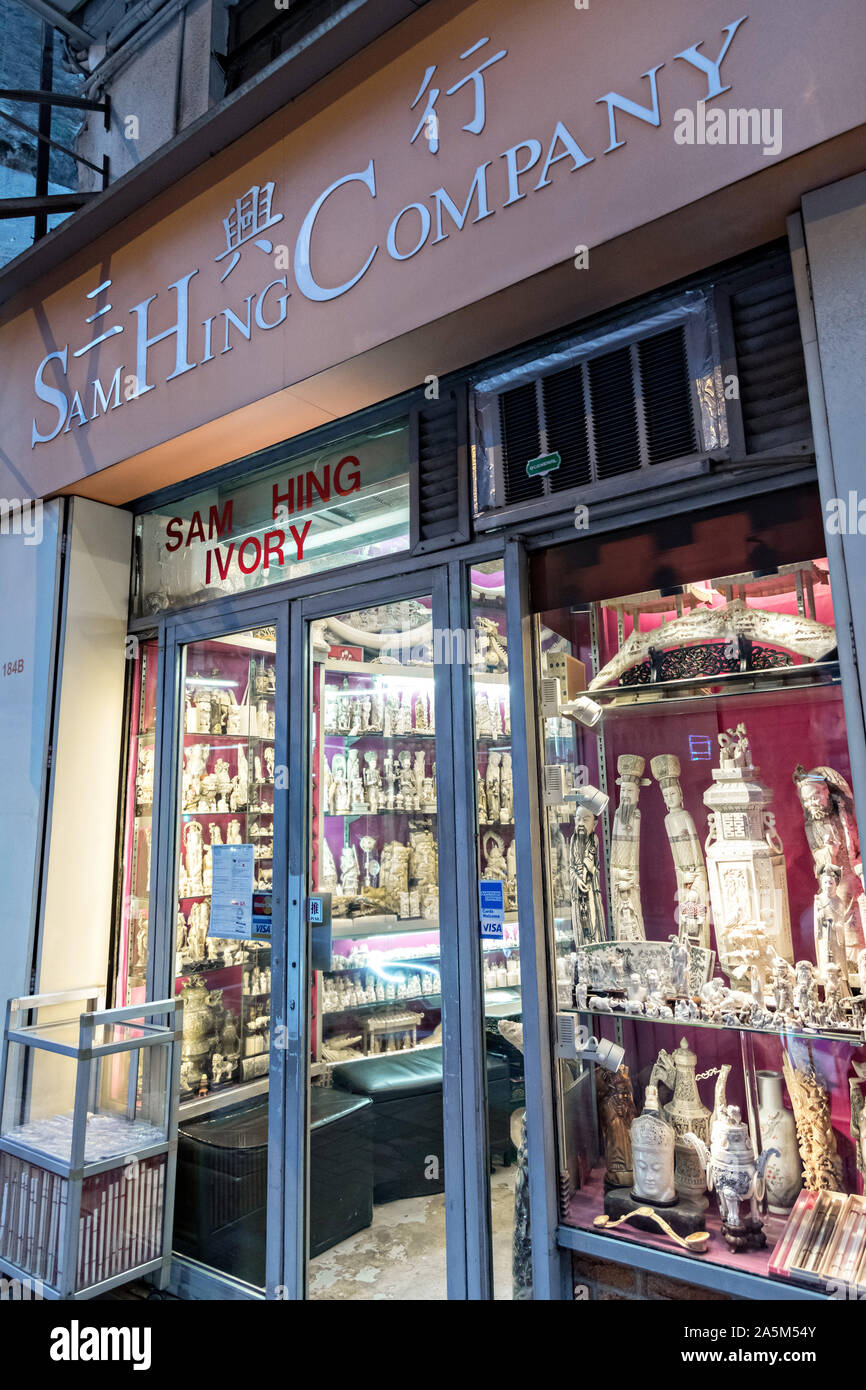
left=0, top=987, right=183, bottom=1299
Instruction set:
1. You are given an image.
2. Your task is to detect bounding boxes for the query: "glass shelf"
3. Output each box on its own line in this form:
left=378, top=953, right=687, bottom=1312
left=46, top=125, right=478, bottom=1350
left=585, top=660, right=840, bottom=714
left=569, top=1002, right=865, bottom=1046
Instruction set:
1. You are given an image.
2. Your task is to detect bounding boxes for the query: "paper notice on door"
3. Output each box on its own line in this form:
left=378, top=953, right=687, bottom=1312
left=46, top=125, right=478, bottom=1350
left=210, top=844, right=255, bottom=939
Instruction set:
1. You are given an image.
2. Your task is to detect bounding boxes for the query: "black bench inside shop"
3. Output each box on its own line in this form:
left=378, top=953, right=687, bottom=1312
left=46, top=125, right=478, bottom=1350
left=332, top=1045, right=513, bottom=1203
left=175, top=1045, right=513, bottom=1280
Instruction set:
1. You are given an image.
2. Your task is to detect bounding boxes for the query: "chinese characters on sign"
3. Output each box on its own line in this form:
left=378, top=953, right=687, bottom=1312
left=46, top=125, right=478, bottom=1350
left=29, top=17, right=749, bottom=450
left=410, top=36, right=508, bottom=153
left=215, top=183, right=285, bottom=281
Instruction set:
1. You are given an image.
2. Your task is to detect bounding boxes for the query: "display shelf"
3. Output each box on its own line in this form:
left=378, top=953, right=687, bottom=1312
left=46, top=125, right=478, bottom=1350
left=562, top=1169, right=818, bottom=1295
left=323, top=993, right=442, bottom=1017
left=320, top=1040, right=441, bottom=1068
left=331, top=916, right=440, bottom=940
left=324, top=657, right=508, bottom=685
left=557, top=1224, right=825, bottom=1302
left=569, top=1001, right=865, bottom=1046
left=180, top=732, right=252, bottom=744
left=584, top=660, right=840, bottom=714
left=324, top=809, right=437, bottom=819
left=325, top=731, right=437, bottom=741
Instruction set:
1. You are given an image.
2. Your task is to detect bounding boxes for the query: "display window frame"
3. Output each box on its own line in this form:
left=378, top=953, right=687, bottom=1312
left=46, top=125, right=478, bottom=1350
left=500, top=481, right=866, bottom=1303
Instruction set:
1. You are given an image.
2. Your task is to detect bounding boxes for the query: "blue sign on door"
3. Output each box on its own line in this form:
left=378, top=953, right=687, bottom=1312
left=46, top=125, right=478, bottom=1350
left=479, top=879, right=505, bottom=940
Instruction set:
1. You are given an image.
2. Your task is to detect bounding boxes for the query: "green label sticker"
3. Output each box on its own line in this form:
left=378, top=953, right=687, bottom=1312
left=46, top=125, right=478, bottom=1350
left=526, top=451, right=562, bottom=477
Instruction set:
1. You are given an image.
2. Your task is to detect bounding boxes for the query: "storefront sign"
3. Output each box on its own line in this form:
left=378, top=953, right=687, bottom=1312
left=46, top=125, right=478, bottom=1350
left=5, top=0, right=863, bottom=502
left=210, top=843, right=255, bottom=940
left=136, top=421, right=409, bottom=612
left=28, top=15, right=750, bottom=456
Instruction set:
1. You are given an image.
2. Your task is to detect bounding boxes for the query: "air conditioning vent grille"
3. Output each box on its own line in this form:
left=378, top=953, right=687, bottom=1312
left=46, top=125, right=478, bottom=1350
left=638, top=326, right=698, bottom=464
left=541, top=365, right=591, bottom=491
left=497, top=322, right=697, bottom=502
left=500, top=381, right=543, bottom=505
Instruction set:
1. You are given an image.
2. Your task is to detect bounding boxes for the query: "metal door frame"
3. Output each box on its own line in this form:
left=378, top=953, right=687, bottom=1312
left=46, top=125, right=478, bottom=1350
left=154, top=593, right=290, bottom=1302
left=294, top=566, right=476, bottom=1299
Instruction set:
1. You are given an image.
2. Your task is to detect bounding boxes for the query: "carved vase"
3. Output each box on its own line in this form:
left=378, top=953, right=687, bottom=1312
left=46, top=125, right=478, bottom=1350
left=757, top=1069, right=803, bottom=1213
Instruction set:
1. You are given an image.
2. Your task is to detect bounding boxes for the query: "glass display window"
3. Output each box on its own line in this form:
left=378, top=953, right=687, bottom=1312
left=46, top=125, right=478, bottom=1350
left=173, top=629, right=277, bottom=1105
left=530, top=496, right=866, bottom=1295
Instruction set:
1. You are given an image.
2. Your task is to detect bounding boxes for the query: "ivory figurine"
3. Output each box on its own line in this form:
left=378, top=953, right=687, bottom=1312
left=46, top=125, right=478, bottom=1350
left=794, top=764, right=866, bottom=985
left=568, top=785, right=609, bottom=947
left=610, top=754, right=650, bottom=940
left=813, top=864, right=852, bottom=996
left=650, top=753, right=710, bottom=948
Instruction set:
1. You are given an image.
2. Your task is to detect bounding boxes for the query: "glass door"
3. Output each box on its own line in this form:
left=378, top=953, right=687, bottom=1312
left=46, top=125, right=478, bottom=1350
left=302, top=590, right=451, bottom=1299
left=164, top=620, right=284, bottom=1292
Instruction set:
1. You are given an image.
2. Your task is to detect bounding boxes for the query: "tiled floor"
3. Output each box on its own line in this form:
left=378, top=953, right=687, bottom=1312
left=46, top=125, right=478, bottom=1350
left=309, top=1164, right=519, bottom=1300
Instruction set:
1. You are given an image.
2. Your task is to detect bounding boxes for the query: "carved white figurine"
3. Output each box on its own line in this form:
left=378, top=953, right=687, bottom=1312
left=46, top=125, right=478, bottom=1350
left=794, top=959, right=819, bottom=1023
left=183, top=821, right=204, bottom=895
left=320, top=840, right=339, bottom=894
left=383, top=753, right=396, bottom=811
left=183, top=742, right=208, bottom=810
left=567, top=785, right=609, bottom=947
left=413, top=750, right=426, bottom=802
left=380, top=841, right=410, bottom=909
left=699, top=976, right=730, bottom=1023
left=475, top=690, right=493, bottom=738
left=482, top=830, right=508, bottom=881
left=627, top=974, right=647, bottom=1011
left=500, top=753, right=514, bottom=824
left=610, top=754, right=651, bottom=940
left=822, top=963, right=848, bottom=1026
left=794, top=764, right=866, bottom=984
left=703, top=725, right=793, bottom=974
left=330, top=753, right=350, bottom=814
left=506, top=840, right=517, bottom=910
left=668, top=936, right=690, bottom=997
left=685, top=1104, right=778, bottom=1250
left=193, top=686, right=212, bottom=734
left=209, top=823, right=223, bottom=847
left=486, top=752, right=502, bottom=822
left=649, top=753, right=710, bottom=949
left=415, top=692, right=428, bottom=732
left=186, top=901, right=209, bottom=961
left=136, top=745, right=155, bottom=809
left=336, top=697, right=352, bottom=734
left=382, top=694, right=397, bottom=738
left=477, top=770, right=488, bottom=824
left=359, top=834, right=378, bottom=888
left=813, top=864, right=853, bottom=996
left=363, top=751, right=382, bottom=814
left=396, top=691, right=413, bottom=736
left=264, top=746, right=275, bottom=781
left=630, top=1085, right=676, bottom=1205
left=339, top=844, right=360, bottom=897
left=488, top=693, right=503, bottom=738
left=771, top=955, right=796, bottom=1018
left=397, top=750, right=416, bottom=810
left=227, top=819, right=242, bottom=845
